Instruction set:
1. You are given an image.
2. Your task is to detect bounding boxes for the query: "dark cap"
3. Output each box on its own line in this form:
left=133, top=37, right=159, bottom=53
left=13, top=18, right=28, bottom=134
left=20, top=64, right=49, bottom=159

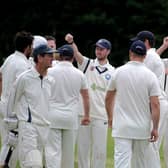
left=57, top=44, right=74, bottom=57
left=130, top=40, right=146, bottom=55
left=33, top=44, right=56, bottom=57
left=131, top=30, right=154, bottom=42
left=95, top=39, right=111, bottom=49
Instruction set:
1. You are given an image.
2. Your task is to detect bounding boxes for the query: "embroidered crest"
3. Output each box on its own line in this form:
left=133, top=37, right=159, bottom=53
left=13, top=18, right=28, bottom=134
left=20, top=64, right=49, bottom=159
left=105, top=74, right=111, bottom=80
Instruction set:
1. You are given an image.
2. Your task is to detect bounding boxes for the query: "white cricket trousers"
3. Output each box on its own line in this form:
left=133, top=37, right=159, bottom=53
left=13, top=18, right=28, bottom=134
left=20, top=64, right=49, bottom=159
left=45, top=128, right=75, bottom=168
left=114, top=138, right=160, bottom=168
left=77, top=118, right=108, bottom=168
left=18, top=121, right=49, bottom=168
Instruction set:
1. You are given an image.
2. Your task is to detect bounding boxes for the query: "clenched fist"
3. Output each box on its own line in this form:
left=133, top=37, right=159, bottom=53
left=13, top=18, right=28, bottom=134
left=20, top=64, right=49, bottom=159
left=65, top=33, right=74, bottom=44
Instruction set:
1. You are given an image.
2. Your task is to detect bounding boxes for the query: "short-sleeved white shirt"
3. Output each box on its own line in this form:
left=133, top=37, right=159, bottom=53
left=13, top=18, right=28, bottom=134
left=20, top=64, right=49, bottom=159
left=47, top=61, right=88, bottom=129
left=107, top=61, right=160, bottom=139
left=0, top=51, right=31, bottom=117
left=8, top=67, right=53, bottom=126
left=78, top=57, right=115, bottom=120
left=144, top=48, right=166, bottom=99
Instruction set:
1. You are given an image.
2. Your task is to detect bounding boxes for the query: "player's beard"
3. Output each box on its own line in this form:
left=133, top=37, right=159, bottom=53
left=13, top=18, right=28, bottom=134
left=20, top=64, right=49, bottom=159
left=26, top=49, right=33, bottom=59
left=97, top=55, right=107, bottom=61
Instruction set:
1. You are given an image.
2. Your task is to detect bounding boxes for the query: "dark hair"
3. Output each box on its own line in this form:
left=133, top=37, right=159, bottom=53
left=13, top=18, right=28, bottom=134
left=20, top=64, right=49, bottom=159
left=45, top=35, right=56, bottom=42
left=33, top=53, right=45, bottom=63
left=14, top=31, right=34, bottom=52
left=142, top=38, right=155, bottom=48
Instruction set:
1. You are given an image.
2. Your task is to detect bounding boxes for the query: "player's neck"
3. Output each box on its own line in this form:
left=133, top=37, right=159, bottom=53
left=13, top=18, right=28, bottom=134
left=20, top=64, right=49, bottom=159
left=98, top=58, right=108, bottom=65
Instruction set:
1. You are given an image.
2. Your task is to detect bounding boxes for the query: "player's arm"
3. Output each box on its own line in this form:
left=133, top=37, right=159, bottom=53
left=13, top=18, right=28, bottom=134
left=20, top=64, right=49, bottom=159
left=156, top=36, right=168, bottom=56
left=105, top=90, right=116, bottom=128
left=80, top=89, right=90, bottom=125
left=65, top=33, right=84, bottom=65
left=149, top=96, right=160, bottom=142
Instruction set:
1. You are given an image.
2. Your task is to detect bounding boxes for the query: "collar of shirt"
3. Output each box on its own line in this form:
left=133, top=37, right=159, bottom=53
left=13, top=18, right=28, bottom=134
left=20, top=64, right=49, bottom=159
left=94, top=58, right=110, bottom=67
left=58, top=61, right=73, bottom=67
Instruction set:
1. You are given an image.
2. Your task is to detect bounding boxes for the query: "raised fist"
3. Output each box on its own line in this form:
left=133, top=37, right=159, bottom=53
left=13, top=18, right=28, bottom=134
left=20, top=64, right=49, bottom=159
left=65, top=33, right=74, bottom=44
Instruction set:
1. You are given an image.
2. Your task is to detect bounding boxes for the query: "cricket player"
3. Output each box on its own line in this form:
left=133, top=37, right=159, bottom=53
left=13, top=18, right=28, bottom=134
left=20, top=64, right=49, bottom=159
left=7, top=44, right=56, bottom=168
left=65, top=33, right=115, bottom=168
left=0, top=31, right=34, bottom=168
left=0, top=34, right=48, bottom=168
left=156, top=36, right=168, bottom=168
left=46, top=44, right=90, bottom=168
left=105, top=40, right=160, bottom=168
left=131, top=31, right=168, bottom=167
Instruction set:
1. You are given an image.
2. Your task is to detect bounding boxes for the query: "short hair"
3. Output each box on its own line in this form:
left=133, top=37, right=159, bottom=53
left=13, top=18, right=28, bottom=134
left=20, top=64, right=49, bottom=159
left=45, top=35, right=56, bottom=42
left=14, top=31, right=34, bottom=52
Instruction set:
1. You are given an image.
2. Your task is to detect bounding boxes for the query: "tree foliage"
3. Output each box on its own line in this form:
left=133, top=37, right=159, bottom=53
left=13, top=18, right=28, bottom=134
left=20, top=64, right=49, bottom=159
left=0, top=0, right=168, bottom=66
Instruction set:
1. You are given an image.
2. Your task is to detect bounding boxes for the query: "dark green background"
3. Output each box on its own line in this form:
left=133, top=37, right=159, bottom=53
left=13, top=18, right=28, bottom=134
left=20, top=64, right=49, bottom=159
left=1, top=0, right=168, bottom=67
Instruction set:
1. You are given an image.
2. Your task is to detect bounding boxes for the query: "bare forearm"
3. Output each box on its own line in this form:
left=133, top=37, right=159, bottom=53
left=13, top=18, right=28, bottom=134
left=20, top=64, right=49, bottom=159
left=105, top=90, right=115, bottom=126
left=156, top=36, right=168, bottom=56
left=81, top=89, right=90, bottom=117
left=150, top=97, right=160, bottom=130
left=65, top=33, right=84, bottom=65
left=156, top=45, right=167, bottom=56
left=151, top=107, right=160, bottom=130
left=71, top=42, right=84, bottom=65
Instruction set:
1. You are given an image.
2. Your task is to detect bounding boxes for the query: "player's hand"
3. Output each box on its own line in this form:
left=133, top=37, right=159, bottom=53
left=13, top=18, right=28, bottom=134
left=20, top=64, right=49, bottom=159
left=65, top=33, right=74, bottom=44
left=81, top=117, right=90, bottom=125
left=149, top=129, right=158, bottom=142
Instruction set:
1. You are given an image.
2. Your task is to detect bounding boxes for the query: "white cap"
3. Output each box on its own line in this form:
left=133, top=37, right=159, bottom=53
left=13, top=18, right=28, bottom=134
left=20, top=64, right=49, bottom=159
left=33, top=35, right=47, bottom=49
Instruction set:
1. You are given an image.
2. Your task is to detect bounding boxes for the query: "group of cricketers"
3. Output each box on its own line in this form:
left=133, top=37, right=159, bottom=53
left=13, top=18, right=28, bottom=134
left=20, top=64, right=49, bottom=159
left=0, top=30, right=168, bottom=168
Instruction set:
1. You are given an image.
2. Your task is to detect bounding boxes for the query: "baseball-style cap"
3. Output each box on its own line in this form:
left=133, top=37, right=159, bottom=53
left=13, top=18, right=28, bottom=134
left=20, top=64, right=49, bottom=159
left=130, top=40, right=146, bottom=55
left=95, top=39, right=112, bottom=49
left=33, top=35, right=48, bottom=49
left=130, top=30, right=154, bottom=42
left=57, top=44, right=74, bottom=57
left=33, top=44, right=57, bottom=57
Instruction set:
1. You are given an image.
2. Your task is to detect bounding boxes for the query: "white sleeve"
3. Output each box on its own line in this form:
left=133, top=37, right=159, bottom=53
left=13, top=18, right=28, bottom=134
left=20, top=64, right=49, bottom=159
left=6, top=75, right=25, bottom=117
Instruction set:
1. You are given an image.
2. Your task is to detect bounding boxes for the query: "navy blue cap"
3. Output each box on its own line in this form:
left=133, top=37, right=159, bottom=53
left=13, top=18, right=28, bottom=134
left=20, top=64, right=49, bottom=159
left=57, top=44, right=74, bottom=57
left=96, top=39, right=111, bottom=49
left=33, top=44, right=56, bottom=57
left=130, top=40, right=146, bottom=55
left=131, top=30, right=154, bottom=42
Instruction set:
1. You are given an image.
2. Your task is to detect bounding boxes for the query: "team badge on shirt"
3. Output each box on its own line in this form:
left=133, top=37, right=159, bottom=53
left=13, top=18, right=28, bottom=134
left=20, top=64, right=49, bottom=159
left=105, top=74, right=111, bottom=80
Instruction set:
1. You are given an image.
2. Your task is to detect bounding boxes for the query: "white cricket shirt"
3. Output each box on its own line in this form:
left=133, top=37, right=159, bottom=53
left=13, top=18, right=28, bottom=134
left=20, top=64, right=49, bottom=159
left=0, top=51, right=31, bottom=101
left=78, top=57, right=115, bottom=120
left=144, top=48, right=167, bottom=99
left=0, top=51, right=31, bottom=117
left=47, top=61, right=88, bottom=129
left=107, top=61, right=160, bottom=139
left=8, top=67, right=53, bottom=126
